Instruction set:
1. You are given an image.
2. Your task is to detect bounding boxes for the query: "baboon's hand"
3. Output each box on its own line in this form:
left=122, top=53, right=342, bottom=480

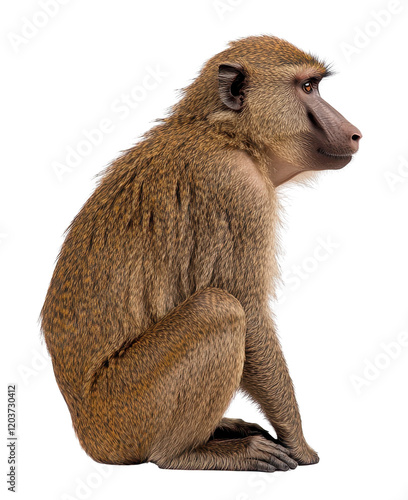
left=245, top=435, right=298, bottom=472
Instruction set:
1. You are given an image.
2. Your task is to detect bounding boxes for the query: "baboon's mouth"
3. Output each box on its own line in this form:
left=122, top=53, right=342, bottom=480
left=317, top=148, right=353, bottom=160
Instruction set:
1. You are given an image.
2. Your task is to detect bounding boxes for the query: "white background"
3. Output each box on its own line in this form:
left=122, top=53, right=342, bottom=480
left=2, top=0, right=408, bottom=499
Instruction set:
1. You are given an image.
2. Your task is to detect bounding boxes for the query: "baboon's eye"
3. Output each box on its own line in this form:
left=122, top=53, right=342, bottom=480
left=302, top=81, right=313, bottom=94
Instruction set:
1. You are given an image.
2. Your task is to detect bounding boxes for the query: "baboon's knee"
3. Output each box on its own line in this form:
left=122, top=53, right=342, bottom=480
left=189, top=287, right=247, bottom=333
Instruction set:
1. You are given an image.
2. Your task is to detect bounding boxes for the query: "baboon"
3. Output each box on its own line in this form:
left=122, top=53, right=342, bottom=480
left=41, top=35, right=361, bottom=472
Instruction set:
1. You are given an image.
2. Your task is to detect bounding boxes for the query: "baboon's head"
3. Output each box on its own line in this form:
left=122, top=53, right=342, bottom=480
left=178, top=35, right=362, bottom=185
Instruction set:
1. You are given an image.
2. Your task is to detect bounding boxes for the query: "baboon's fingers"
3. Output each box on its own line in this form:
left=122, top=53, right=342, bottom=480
left=264, top=439, right=299, bottom=461
left=248, top=436, right=298, bottom=470
left=246, top=459, right=277, bottom=472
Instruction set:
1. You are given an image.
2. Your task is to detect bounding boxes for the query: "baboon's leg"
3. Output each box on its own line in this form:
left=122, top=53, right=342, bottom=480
left=85, top=287, right=296, bottom=471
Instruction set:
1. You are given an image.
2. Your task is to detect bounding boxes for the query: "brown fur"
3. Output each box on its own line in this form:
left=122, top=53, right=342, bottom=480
left=41, top=35, right=360, bottom=471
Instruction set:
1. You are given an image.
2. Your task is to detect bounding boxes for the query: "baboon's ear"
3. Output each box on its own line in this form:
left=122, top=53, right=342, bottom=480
left=218, top=63, right=246, bottom=111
